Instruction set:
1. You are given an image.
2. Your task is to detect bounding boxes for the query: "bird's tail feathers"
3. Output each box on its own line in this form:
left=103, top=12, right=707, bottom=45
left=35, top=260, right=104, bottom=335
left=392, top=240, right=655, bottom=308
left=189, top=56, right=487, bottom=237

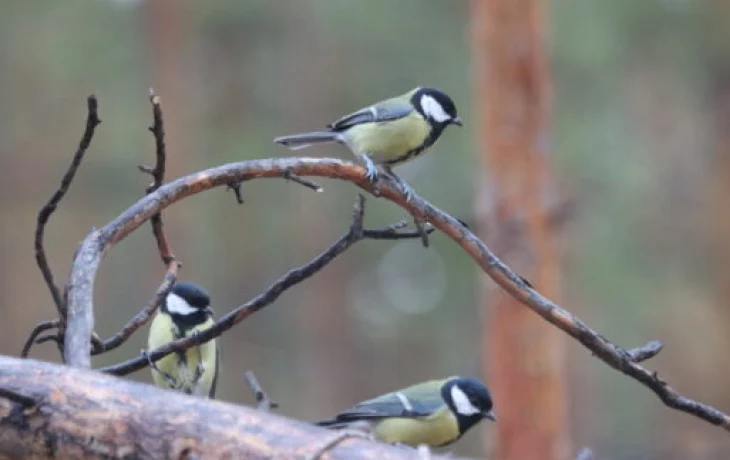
left=273, top=131, right=341, bottom=150
left=313, top=418, right=346, bottom=428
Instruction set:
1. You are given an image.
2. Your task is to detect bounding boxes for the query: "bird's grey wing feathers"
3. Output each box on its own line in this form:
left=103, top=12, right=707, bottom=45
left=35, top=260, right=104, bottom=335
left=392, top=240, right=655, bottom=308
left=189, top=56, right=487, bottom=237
left=327, top=99, right=413, bottom=131
left=316, top=390, right=444, bottom=426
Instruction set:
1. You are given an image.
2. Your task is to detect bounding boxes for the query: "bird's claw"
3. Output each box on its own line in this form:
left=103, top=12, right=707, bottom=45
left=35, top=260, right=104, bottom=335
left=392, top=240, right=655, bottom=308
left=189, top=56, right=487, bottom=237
left=143, top=348, right=178, bottom=388
left=364, top=164, right=379, bottom=184
left=365, top=163, right=382, bottom=197
left=358, top=154, right=381, bottom=196
left=399, top=182, right=414, bottom=203
left=383, top=167, right=414, bottom=203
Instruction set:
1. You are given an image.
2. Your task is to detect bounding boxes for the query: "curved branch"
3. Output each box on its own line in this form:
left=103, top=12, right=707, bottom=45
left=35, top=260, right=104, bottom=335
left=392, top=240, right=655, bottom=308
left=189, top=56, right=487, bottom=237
left=91, top=260, right=179, bottom=355
left=20, top=319, right=60, bottom=358
left=0, top=355, right=455, bottom=459
left=99, top=194, right=424, bottom=375
left=35, top=95, right=101, bottom=318
left=62, top=156, right=730, bottom=431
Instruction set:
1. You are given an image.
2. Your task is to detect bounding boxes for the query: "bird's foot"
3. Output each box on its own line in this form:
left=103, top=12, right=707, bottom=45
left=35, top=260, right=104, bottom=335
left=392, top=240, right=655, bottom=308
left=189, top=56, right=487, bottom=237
left=305, top=429, right=374, bottom=460
left=383, top=168, right=415, bottom=203
left=361, top=155, right=379, bottom=184
left=358, top=154, right=382, bottom=196
left=142, top=348, right=179, bottom=389
left=364, top=163, right=379, bottom=184
left=398, top=180, right=415, bottom=203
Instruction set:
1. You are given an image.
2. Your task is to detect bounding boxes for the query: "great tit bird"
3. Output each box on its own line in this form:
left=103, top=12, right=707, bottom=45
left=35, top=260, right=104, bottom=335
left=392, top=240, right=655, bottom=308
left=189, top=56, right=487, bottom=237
left=147, top=281, right=219, bottom=398
left=315, top=376, right=495, bottom=448
left=273, top=87, right=462, bottom=201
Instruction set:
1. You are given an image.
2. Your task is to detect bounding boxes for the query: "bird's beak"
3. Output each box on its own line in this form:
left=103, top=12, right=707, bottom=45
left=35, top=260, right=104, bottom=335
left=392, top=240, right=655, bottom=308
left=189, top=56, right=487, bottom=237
left=483, top=409, right=497, bottom=422
left=451, top=116, right=463, bottom=127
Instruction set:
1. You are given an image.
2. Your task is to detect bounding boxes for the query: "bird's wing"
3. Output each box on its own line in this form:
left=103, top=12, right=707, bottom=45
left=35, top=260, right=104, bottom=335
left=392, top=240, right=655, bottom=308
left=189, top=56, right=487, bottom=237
left=319, top=385, right=447, bottom=425
left=327, top=98, right=414, bottom=131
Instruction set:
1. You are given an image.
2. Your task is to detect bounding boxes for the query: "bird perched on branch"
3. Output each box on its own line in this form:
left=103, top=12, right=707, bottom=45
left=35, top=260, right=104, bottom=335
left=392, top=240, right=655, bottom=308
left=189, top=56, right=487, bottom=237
left=273, top=87, right=462, bottom=202
left=314, top=376, right=495, bottom=448
left=147, top=281, right=219, bottom=398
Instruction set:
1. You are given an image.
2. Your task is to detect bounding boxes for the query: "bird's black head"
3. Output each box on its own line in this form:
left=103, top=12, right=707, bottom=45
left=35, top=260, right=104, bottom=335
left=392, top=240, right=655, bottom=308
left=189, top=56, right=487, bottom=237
left=411, top=87, right=462, bottom=128
left=163, top=282, right=213, bottom=326
left=442, top=376, right=496, bottom=436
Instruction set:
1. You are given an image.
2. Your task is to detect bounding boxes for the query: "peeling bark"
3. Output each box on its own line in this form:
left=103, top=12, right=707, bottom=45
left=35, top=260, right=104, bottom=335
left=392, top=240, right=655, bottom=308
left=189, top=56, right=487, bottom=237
left=0, top=355, right=445, bottom=459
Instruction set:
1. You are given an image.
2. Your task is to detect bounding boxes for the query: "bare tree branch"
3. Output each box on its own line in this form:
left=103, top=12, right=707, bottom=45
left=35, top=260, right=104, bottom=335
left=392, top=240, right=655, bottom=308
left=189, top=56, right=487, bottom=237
left=34, top=335, right=61, bottom=346
left=283, top=169, right=324, bottom=192
left=0, top=355, right=453, bottom=459
left=363, top=220, right=434, bottom=240
left=627, top=341, right=664, bottom=363
left=139, top=88, right=175, bottom=265
left=83, top=91, right=183, bottom=356
left=34, top=95, right=101, bottom=318
left=99, top=195, right=425, bottom=375
left=91, top=260, right=179, bottom=355
left=244, top=371, right=279, bottom=412
left=20, top=319, right=60, bottom=358
left=61, top=156, right=730, bottom=430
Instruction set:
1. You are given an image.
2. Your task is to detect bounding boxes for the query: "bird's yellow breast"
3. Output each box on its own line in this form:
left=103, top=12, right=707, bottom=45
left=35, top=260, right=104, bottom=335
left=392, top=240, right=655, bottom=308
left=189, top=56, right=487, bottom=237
left=343, top=112, right=431, bottom=163
left=148, top=313, right=217, bottom=397
left=372, top=407, right=460, bottom=447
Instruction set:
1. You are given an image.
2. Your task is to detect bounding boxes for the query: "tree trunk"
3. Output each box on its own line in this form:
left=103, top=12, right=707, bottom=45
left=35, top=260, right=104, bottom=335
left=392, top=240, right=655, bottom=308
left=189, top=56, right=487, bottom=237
left=471, top=1, right=569, bottom=459
left=0, top=355, right=456, bottom=459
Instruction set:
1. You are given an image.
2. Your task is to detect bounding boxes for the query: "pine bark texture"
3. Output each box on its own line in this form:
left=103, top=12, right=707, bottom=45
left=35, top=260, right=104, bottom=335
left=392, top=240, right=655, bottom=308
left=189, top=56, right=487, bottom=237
left=471, top=0, right=570, bottom=459
left=0, top=355, right=444, bottom=459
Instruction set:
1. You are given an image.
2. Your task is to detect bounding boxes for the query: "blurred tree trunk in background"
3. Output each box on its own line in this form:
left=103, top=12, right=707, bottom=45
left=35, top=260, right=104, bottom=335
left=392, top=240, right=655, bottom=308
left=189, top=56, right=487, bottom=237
left=143, top=0, right=196, bottom=243
left=708, top=0, right=730, bottom=419
left=471, top=1, right=569, bottom=459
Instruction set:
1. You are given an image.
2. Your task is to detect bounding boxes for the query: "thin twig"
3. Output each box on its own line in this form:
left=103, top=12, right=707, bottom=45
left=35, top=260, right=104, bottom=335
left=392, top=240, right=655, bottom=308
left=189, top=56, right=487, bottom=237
left=305, top=430, right=373, bottom=460
left=20, top=319, right=60, bottom=358
left=0, top=388, right=36, bottom=408
left=627, top=341, right=663, bottom=363
left=228, top=181, right=245, bottom=204
left=99, top=195, right=427, bottom=375
left=243, top=371, right=278, bottom=411
left=34, top=335, right=60, bottom=345
left=362, top=220, right=435, bottom=240
left=92, top=261, right=179, bottom=355
left=283, top=169, right=323, bottom=192
left=139, top=88, right=175, bottom=265
left=412, top=218, right=431, bottom=247
left=35, top=95, right=100, bottom=318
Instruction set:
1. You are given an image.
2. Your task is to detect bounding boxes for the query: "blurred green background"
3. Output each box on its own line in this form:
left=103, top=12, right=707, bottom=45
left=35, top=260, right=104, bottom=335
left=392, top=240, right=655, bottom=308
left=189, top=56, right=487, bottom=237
left=2, top=1, right=730, bottom=458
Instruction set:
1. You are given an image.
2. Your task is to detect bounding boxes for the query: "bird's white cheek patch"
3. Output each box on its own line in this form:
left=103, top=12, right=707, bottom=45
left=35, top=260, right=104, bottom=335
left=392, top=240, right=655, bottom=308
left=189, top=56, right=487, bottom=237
left=166, top=293, right=197, bottom=315
left=421, top=95, right=451, bottom=123
left=451, top=386, right=480, bottom=416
